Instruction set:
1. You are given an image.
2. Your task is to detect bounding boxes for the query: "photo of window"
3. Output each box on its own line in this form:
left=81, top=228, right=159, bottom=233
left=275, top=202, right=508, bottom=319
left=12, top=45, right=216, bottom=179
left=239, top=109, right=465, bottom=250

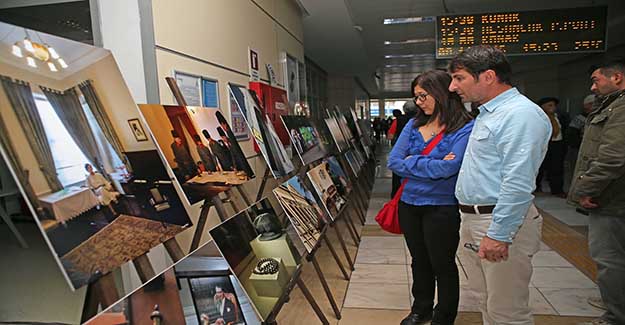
left=282, top=115, right=328, bottom=165
left=209, top=198, right=304, bottom=321
left=273, top=176, right=328, bottom=252
left=137, top=104, right=254, bottom=206
left=0, top=22, right=193, bottom=291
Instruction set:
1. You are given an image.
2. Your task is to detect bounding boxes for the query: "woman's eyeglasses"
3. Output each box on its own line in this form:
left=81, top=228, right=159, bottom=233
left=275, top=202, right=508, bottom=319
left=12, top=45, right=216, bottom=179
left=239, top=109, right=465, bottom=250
left=414, top=93, right=429, bottom=102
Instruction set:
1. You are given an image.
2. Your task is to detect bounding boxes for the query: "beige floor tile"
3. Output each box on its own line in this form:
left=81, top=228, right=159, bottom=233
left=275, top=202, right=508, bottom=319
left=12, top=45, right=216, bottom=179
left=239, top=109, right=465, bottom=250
left=343, top=282, right=411, bottom=310
left=532, top=251, right=574, bottom=268
left=539, top=288, right=604, bottom=317
left=531, top=267, right=597, bottom=289
left=530, top=287, right=558, bottom=315
left=351, top=264, right=409, bottom=284
left=355, top=248, right=407, bottom=265
left=359, top=236, right=406, bottom=249
left=339, top=308, right=410, bottom=324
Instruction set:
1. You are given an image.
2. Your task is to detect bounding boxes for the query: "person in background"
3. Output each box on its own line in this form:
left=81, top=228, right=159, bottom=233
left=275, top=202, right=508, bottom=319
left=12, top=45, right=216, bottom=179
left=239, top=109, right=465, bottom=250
left=387, top=109, right=403, bottom=142
left=85, top=163, right=119, bottom=205
left=535, top=97, right=570, bottom=197
left=193, top=134, right=218, bottom=172
left=448, top=45, right=551, bottom=325
left=568, top=60, right=625, bottom=325
left=389, top=99, right=419, bottom=198
left=372, top=117, right=382, bottom=142
left=568, top=94, right=596, bottom=149
left=388, top=70, right=474, bottom=325
left=170, top=130, right=197, bottom=180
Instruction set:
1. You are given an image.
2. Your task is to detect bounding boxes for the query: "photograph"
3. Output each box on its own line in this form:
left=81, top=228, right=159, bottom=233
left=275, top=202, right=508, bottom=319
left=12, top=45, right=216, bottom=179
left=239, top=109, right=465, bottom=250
left=334, top=110, right=355, bottom=143
left=86, top=241, right=257, bottom=325
left=0, top=21, right=193, bottom=291
left=138, top=104, right=254, bottom=205
left=210, top=198, right=304, bottom=321
left=231, top=85, right=294, bottom=179
left=228, top=84, right=250, bottom=141
left=344, top=109, right=372, bottom=159
left=325, top=116, right=350, bottom=153
left=282, top=115, right=328, bottom=165
left=344, top=150, right=362, bottom=176
left=273, top=175, right=328, bottom=252
left=307, top=161, right=348, bottom=219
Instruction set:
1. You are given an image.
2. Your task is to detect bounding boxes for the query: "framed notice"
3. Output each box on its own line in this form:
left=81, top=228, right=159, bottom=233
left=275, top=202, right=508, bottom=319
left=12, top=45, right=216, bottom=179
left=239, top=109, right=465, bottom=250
left=228, top=84, right=250, bottom=141
left=174, top=71, right=202, bottom=106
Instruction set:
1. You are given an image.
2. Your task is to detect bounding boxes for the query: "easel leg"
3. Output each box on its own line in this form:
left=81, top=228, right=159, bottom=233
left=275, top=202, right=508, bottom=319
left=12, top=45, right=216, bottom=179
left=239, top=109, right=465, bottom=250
left=190, top=199, right=212, bottom=251
left=296, top=277, right=331, bottom=325
left=235, top=185, right=252, bottom=206
left=323, top=235, right=350, bottom=280
left=256, top=166, right=271, bottom=202
left=81, top=272, right=120, bottom=322
left=351, top=197, right=366, bottom=225
left=333, top=223, right=354, bottom=270
left=0, top=205, right=28, bottom=248
left=211, top=194, right=229, bottom=221
left=342, top=214, right=359, bottom=246
left=225, top=189, right=242, bottom=214
left=345, top=210, right=361, bottom=243
left=132, top=254, right=156, bottom=282
left=163, top=238, right=184, bottom=262
left=310, top=255, right=342, bottom=319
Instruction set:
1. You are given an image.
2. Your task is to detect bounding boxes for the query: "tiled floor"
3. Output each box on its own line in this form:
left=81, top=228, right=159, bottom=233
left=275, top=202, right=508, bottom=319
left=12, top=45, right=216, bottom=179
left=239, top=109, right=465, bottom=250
left=342, top=144, right=605, bottom=323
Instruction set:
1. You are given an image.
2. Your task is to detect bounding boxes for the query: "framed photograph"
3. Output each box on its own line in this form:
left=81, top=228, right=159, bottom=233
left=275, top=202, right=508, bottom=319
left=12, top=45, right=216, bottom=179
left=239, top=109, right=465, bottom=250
left=282, top=115, right=328, bottom=165
left=189, top=276, right=247, bottom=325
left=307, top=161, right=348, bottom=220
left=128, top=118, right=148, bottom=142
left=228, top=84, right=250, bottom=141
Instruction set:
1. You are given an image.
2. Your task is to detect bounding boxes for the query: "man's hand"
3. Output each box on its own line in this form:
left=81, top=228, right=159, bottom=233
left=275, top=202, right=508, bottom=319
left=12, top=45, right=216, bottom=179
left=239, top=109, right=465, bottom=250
left=478, top=236, right=510, bottom=262
left=579, top=196, right=599, bottom=209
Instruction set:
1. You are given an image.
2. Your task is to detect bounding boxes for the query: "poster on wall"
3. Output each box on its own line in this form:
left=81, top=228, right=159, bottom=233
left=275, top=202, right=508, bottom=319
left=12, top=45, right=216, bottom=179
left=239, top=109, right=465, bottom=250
left=0, top=22, right=194, bottom=291
left=138, top=104, right=255, bottom=206
left=175, top=72, right=202, bottom=106
left=228, top=84, right=250, bottom=141
left=283, top=53, right=299, bottom=109
left=209, top=198, right=304, bottom=321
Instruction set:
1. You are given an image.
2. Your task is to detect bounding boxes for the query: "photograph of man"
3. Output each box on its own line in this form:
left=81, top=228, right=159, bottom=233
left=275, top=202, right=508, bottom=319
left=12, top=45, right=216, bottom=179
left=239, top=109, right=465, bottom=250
left=215, top=111, right=254, bottom=177
left=84, top=163, right=120, bottom=206
left=193, top=134, right=218, bottom=172
left=170, top=130, right=197, bottom=180
left=203, top=129, right=233, bottom=171
left=213, top=286, right=240, bottom=324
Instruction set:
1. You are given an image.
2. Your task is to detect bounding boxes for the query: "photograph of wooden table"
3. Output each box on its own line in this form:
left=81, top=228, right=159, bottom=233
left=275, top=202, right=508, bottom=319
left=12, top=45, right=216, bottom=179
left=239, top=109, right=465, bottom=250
left=38, top=187, right=99, bottom=224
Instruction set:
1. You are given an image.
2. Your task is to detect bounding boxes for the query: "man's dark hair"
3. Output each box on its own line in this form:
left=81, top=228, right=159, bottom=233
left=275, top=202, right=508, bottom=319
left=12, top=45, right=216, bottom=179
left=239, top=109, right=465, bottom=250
left=392, top=109, right=402, bottom=117
left=590, top=59, right=625, bottom=77
left=448, top=45, right=512, bottom=85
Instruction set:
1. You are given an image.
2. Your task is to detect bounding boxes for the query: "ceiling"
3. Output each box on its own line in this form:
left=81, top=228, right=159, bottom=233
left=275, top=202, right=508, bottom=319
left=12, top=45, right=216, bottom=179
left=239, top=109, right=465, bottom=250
left=301, top=0, right=625, bottom=98
left=0, top=20, right=108, bottom=80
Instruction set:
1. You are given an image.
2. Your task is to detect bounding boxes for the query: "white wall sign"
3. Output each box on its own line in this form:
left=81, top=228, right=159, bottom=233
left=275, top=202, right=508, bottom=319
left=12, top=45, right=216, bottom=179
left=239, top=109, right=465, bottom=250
left=266, top=63, right=278, bottom=86
left=249, top=47, right=260, bottom=82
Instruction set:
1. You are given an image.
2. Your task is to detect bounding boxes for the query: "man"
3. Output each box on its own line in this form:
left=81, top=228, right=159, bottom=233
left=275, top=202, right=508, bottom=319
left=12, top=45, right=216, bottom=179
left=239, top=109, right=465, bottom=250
left=213, top=286, right=239, bottom=324
left=192, top=134, right=218, bottom=172
left=202, top=129, right=231, bottom=171
left=170, top=130, right=196, bottom=180
left=215, top=111, right=254, bottom=177
left=448, top=45, right=551, bottom=325
left=568, top=60, right=625, bottom=325
left=535, top=97, right=569, bottom=197
left=568, top=94, right=596, bottom=149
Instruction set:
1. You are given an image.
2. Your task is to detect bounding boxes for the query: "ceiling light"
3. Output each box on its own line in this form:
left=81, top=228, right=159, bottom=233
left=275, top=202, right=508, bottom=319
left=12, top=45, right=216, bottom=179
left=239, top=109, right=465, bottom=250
left=26, top=56, right=37, bottom=68
left=385, top=54, right=435, bottom=59
left=383, top=16, right=435, bottom=25
left=384, top=38, right=435, bottom=45
left=48, top=62, right=58, bottom=72
left=58, top=58, right=68, bottom=69
left=47, top=46, right=60, bottom=59
left=12, top=44, right=23, bottom=58
left=23, top=38, right=35, bottom=52
left=385, top=64, right=407, bottom=68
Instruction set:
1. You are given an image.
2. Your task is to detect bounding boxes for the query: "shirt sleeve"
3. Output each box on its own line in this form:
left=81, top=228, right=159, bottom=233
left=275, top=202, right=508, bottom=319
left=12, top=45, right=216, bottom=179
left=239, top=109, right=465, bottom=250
left=574, top=107, right=625, bottom=197
left=487, top=111, right=551, bottom=243
left=387, top=119, right=413, bottom=178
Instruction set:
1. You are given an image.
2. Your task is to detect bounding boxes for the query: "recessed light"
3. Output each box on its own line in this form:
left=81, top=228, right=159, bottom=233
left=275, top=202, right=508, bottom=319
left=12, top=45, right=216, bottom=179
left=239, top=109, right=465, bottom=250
left=383, top=16, right=435, bottom=25
left=384, top=38, right=435, bottom=45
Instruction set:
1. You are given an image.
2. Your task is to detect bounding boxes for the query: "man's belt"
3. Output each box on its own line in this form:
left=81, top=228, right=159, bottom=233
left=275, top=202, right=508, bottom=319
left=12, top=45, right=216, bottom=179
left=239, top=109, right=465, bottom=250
left=459, top=204, right=496, bottom=214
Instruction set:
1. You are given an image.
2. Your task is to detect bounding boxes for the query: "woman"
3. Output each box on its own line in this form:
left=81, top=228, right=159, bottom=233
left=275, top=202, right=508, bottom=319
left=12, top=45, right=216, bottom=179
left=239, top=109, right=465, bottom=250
left=85, top=163, right=119, bottom=205
left=388, top=70, right=474, bottom=325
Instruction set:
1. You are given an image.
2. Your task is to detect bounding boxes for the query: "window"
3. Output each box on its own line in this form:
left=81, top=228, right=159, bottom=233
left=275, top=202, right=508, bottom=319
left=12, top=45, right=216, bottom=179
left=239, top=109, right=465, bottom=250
left=384, top=99, right=408, bottom=116
left=34, top=95, right=91, bottom=187
left=80, top=96, right=124, bottom=173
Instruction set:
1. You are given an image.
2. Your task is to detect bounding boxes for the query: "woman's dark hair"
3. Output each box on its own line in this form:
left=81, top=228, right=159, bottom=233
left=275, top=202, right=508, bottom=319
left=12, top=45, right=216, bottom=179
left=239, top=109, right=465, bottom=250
left=411, top=70, right=473, bottom=133
left=448, top=45, right=512, bottom=85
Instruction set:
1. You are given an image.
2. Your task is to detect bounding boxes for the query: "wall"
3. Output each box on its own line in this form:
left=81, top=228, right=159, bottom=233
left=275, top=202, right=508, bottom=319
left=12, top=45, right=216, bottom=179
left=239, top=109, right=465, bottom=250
left=327, top=75, right=357, bottom=114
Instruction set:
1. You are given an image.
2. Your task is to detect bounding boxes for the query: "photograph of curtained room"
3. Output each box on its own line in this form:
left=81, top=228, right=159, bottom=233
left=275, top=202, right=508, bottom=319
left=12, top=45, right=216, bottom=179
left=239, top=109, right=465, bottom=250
left=0, top=22, right=193, bottom=291
left=138, top=104, right=255, bottom=206
left=86, top=241, right=257, bottom=325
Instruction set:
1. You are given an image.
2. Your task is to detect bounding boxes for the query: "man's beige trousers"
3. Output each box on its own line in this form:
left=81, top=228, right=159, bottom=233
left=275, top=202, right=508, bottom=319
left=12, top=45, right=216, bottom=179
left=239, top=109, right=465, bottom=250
left=460, top=204, right=543, bottom=325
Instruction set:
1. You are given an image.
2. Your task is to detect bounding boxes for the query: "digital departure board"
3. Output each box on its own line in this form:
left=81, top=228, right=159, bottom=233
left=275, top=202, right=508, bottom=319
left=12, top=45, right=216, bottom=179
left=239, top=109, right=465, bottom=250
left=436, top=6, right=607, bottom=58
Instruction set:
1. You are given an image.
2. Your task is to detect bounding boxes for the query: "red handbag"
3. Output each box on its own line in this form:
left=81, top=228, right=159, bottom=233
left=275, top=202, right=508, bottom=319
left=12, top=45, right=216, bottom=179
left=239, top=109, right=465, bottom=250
left=375, top=130, right=445, bottom=234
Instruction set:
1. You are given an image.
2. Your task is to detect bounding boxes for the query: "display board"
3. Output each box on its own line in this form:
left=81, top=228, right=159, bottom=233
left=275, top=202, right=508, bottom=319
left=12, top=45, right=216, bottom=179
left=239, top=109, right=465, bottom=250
left=436, top=6, right=607, bottom=58
left=282, top=115, right=328, bottom=166
left=307, top=158, right=351, bottom=221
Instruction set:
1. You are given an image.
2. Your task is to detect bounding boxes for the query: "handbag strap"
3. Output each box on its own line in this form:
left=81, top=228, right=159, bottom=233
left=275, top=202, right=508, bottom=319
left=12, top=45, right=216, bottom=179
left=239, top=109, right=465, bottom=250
left=395, top=129, right=446, bottom=199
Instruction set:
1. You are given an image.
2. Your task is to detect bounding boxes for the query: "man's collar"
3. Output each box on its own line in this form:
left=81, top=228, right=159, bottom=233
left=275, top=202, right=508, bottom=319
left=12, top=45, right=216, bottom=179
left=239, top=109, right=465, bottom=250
left=479, top=87, right=519, bottom=113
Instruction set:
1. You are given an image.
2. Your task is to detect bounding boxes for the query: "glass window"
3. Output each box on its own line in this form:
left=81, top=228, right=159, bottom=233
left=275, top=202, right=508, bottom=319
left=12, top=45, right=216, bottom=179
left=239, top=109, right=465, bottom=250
left=34, top=95, right=92, bottom=187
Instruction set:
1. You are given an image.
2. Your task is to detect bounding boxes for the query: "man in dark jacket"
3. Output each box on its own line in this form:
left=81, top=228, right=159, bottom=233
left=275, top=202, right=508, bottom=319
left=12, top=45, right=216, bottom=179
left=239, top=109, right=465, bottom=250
left=215, top=111, right=254, bottom=177
left=193, top=134, right=217, bottom=172
left=202, top=129, right=233, bottom=171
left=170, top=130, right=196, bottom=179
left=568, top=60, right=625, bottom=325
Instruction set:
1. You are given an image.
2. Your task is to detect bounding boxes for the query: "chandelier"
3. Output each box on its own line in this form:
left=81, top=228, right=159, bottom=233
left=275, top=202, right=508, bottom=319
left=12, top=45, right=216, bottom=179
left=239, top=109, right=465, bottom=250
left=11, top=29, right=68, bottom=72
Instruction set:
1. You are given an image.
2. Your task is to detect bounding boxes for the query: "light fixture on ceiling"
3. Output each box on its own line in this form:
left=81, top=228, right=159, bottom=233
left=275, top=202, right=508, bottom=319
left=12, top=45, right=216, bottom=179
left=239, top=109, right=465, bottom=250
left=384, top=38, right=435, bottom=45
left=10, top=29, right=68, bottom=72
left=383, top=16, right=435, bottom=25
left=384, top=53, right=435, bottom=59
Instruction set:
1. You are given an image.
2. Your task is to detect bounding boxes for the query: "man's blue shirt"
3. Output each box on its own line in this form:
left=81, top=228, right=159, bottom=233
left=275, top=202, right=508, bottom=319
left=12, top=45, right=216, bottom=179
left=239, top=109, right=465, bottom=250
left=455, top=88, right=551, bottom=242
